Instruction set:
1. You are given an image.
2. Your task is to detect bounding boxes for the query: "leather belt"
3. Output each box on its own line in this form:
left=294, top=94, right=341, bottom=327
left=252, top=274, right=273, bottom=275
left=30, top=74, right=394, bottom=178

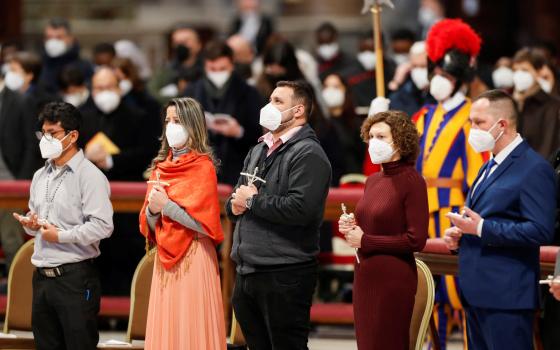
left=36, top=259, right=94, bottom=278
left=425, top=178, right=463, bottom=189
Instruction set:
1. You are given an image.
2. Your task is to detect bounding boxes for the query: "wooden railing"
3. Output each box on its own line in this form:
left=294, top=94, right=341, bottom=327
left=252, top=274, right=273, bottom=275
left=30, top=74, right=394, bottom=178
left=0, top=181, right=557, bottom=327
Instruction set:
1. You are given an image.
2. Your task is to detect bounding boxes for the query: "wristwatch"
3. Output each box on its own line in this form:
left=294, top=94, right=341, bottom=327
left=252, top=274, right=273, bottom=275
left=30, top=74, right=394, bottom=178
left=245, top=195, right=254, bottom=209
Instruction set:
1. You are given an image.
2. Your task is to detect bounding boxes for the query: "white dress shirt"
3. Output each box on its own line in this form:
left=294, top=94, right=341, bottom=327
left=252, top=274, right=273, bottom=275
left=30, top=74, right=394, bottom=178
left=473, top=134, right=523, bottom=236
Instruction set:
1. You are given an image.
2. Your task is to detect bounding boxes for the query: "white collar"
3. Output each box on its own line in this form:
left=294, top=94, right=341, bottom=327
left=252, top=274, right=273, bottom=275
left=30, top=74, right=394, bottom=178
left=492, top=134, right=523, bottom=165
left=442, top=91, right=466, bottom=112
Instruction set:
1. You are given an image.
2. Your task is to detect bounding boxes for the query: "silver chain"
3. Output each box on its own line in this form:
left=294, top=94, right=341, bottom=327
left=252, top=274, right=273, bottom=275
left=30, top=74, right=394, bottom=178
left=44, top=169, right=68, bottom=221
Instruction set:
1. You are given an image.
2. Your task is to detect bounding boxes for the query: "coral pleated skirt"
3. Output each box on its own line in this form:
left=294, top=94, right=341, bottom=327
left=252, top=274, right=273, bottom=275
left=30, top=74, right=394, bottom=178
left=144, top=236, right=226, bottom=350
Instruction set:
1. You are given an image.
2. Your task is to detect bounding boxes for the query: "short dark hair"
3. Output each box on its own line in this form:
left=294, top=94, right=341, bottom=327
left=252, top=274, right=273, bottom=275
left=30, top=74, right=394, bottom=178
left=391, top=28, right=416, bottom=42
left=59, top=65, right=86, bottom=90
left=39, top=102, right=82, bottom=132
left=513, top=47, right=547, bottom=70
left=276, top=80, right=315, bottom=117
left=93, top=42, right=116, bottom=56
left=171, top=22, right=195, bottom=35
left=47, top=18, right=71, bottom=33
left=11, top=52, right=42, bottom=84
left=316, top=22, right=338, bottom=38
left=204, top=40, right=234, bottom=61
left=473, top=89, right=519, bottom=125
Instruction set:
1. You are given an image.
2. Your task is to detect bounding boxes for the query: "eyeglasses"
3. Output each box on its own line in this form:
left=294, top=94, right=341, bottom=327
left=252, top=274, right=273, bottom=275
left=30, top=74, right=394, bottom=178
left=35, top=129, right=67, bottom=141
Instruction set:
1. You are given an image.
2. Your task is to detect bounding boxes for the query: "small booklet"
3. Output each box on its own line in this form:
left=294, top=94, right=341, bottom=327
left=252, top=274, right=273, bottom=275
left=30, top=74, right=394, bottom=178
left=86, top=132, right=121, bottom=155
left=204, top=112, right=235, bottom=127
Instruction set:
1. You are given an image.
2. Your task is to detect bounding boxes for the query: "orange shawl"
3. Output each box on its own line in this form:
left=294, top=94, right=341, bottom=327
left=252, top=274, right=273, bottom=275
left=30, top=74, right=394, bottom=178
left=139, top=151, right=224, bottom=270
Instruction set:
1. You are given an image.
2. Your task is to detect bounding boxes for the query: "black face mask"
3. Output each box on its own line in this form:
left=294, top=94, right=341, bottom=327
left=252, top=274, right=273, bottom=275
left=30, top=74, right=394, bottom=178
left=175, top=45, right=190, bottom=62
left=235, top=63, right=252, bottom=80
left=265, top=73, right=287, bottom=86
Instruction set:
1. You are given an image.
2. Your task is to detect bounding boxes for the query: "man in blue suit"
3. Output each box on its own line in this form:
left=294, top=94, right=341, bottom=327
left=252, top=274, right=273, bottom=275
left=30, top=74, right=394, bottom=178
left=443, top=89, right=557, bottom=350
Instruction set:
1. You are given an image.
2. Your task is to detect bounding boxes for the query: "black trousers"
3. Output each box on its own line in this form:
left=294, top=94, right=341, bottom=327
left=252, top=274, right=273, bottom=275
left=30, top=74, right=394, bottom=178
left=32, top=261, right=101, bottom=350
left=232, top=265, right=317, bottom=350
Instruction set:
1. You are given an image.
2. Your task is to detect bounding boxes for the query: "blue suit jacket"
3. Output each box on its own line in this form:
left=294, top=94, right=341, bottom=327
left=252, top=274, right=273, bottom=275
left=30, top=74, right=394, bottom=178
left=459, top=141, right=556, bottom=310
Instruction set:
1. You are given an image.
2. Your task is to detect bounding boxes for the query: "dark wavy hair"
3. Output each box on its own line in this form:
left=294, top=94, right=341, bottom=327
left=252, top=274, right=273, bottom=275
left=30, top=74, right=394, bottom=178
left=360, top=110, right=420, bottom=164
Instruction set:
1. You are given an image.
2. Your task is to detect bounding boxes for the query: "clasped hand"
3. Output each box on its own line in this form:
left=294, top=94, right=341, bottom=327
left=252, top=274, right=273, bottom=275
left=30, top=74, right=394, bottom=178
left=338, top=214, right=363, bottom=248
left=230, top=184, right=258, bottom=215
left=13, top=212, right=59, bottom=242
left=148, top=185, right=169, bottom=214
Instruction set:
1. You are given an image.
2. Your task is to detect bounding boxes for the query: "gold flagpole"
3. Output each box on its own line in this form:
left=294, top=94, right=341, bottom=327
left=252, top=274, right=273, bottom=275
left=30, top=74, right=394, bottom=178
left=371, top=4, right=385, bottom=98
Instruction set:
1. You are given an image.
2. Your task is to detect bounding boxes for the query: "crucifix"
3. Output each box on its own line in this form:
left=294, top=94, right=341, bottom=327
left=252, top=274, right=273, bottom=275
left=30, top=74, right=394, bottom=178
left=147, top=171, right=170, bottom=187
left=341, top=203, right=360, bottom=264
left=240, top=167, right=267, bottom=186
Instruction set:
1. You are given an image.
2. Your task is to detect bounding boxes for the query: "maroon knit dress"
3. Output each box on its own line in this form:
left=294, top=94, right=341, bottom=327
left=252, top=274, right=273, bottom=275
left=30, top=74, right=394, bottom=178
left=353, top=160, right=429, bottom=350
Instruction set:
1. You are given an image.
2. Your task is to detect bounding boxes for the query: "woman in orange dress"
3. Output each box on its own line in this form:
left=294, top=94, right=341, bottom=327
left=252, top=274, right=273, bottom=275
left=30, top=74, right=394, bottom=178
left=139, top=97, right=226, bottom=350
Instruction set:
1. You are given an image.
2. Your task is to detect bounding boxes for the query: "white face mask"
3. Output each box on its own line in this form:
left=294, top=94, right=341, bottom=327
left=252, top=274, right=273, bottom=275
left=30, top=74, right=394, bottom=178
left=317, top=43, right=339, bottom=61
left=492, top=67, right=514, bottom=89
left=1, top=63, right=9, bottom=75
left=94, top=90, right=121, bottom=114
left=322, top=87, right=345, bottom=108
left=4, top=71, right=25, bottom=91
left=393, top=53, right=409, bottom=66
left=513, top=70, right=535, bottom=92
left=119, top=79, right=133, bottom=96
left=165, top=122, right=188, bottom=149
left=357, top=51, right=376, bottom=71
left=63, top=89, right=89, bottom=107
left=45, top=39, right=68, bottom=58
left=468, top=120, right=504, bottom=153
left=430, top=75, right=454, bottom=101
left=259, top=103, right=298, bottom=131
left=368, top=138, right=395, bottom=164
left=538, top=78, right=553, bottom=94
left=39, top=132, right=72, bottom=159
left=418, top=6, right=439, bottom=27
left=206, top=70, right=231, bottom=89
left=411, top=67, right=429, bottom=90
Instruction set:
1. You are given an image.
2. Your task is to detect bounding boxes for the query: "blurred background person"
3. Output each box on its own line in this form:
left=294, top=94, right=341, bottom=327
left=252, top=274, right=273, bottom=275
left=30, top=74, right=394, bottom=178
left=184, top=40, right=263, bottom=186
left=229, top=0, right=273, bottom=55
left=418, top=0, right=445, bottom=38
left=59, top=65, right=90, bottom=108
left=112, top=57, right=162, bottom=138
left=0, top=68, right=30, bottom=276
left=7, top=51, right=59, bottom=174
left=79, top=67, right=159, bottom=295
left=256, top=38, right=307, bottom=98
left=389, top=28, right=416, bottom=66
left=321, top=73, right=364, bottom=184
left=512, top=47, right=560, bottom=158
left=227, top=34, right=256, bottom=83
left=93, top=42, right=116, bottom=70
left=342, top=33, right=396, bottom=108
left=40, top=18, right=93, bottom=94
left=389, top=41, right=435, bottom=116
left=491, top=57, right=515, bottom=92
left=538, top=59, right=560, bottom=97
left=114, top=39, right=152, bottom=82
left=149, top=24, right=203, bottom=102
left=315, top=22, right=353, bottom=82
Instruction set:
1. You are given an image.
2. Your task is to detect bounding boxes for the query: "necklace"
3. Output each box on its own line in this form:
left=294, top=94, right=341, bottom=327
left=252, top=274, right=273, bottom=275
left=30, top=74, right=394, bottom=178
left=44, top=168, right=68, bottom=221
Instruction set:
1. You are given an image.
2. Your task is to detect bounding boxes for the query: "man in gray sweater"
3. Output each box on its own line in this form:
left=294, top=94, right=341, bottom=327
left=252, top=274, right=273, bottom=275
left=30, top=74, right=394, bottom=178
left=227, top=80, right=331, bottom=350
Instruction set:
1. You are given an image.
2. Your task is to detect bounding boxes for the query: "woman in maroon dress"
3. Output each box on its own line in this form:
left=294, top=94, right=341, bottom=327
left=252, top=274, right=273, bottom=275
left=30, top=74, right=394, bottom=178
left=339, top=110, right=429, bottom=350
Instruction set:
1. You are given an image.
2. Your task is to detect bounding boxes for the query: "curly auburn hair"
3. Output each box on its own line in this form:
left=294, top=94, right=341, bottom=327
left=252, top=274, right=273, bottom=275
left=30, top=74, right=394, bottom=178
left=360, top=110, right=420, bottom=164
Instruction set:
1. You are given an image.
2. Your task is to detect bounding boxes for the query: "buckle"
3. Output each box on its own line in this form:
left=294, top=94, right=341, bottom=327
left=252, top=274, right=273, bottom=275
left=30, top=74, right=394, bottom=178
left=42, top=267, right=62, bottom=278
